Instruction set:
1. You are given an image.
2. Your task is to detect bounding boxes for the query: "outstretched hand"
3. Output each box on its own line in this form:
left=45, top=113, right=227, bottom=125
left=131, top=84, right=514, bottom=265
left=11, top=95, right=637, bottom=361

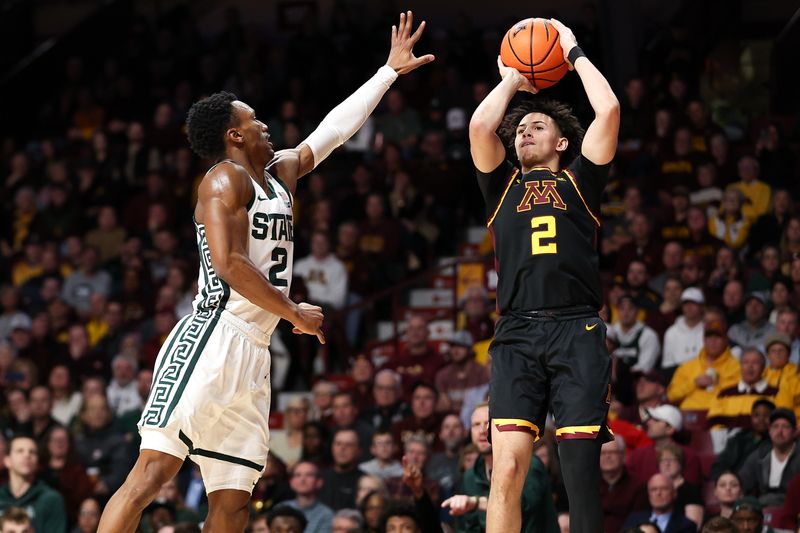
left=386, top=11, right=435, bottom=75
left=401, top=455, right=424, bottom=499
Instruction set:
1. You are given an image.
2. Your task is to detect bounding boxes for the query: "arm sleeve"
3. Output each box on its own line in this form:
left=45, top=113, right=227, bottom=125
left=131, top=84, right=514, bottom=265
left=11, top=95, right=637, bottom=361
left=302, top=66, right=398, bottom=168
left=565, top=154, right=611, bottom=215
left=476, top=160, right=515, bottom=221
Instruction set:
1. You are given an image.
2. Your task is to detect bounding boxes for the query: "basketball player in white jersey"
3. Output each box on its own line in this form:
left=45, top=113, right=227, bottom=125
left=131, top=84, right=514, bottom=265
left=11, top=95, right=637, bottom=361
left=98, top=12, right=433, bottom=533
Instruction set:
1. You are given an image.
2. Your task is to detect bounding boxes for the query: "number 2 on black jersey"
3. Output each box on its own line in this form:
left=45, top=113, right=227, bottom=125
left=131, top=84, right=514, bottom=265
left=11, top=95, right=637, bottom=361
left=530, top=215, right=557, bottom=255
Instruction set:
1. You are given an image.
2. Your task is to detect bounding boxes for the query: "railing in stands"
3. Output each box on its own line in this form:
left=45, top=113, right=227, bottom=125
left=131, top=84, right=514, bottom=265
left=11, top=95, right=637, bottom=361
left=325, top=252, right=494, bottom=369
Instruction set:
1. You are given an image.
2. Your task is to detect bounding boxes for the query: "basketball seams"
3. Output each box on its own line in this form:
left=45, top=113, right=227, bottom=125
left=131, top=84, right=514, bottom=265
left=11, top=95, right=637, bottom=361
left=500, top=17, right=568, bottom=89
left=505, top=31, right=532, bottom=67
left=535, top=30, right=563, bottom=68
left=529, top=21, right=535, bottom=86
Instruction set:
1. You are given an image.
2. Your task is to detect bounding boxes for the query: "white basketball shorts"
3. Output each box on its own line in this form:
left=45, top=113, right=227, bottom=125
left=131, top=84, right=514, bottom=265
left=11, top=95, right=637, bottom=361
left=139, top=309, right=272, bottom=493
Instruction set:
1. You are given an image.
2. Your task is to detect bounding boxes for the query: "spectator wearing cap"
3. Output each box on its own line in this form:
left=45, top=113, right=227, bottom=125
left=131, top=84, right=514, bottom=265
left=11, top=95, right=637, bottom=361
left=600, top=435, right=649, bottom=533
left=610, top=295, right=661, bottom=405
left=711, top=399, right=775, bottom=480
left=763, top=331, right=798, bottom=387
left=662, top=287, right=706, bottom=373
left=707, top=347, right=781, bottom=452
left=626, top=405, right=703, bottom=486
left=729, top=497, right=774, bottom=533
left=434, top=330, right=489, bottom=414
left=667, top=309, right=740, bottom=410
left=727, top=292, right=775, bottom=352
left=731, top=155, right=771, bottom=222
left=617, top=369, right=667, bottom=427
left=738, top=408, right=800, bottom=507
left=621, top=473, right=697, bottom=533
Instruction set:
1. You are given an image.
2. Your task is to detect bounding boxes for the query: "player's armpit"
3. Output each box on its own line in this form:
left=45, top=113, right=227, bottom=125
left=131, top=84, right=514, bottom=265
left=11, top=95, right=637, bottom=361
left=267, top=148, right=303, bottom=194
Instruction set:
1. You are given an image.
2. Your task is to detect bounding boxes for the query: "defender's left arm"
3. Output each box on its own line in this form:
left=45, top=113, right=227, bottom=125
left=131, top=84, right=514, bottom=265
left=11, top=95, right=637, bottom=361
left=550, top=19, right=619, bottom=166
left=271, top=11, right=434, bottom=193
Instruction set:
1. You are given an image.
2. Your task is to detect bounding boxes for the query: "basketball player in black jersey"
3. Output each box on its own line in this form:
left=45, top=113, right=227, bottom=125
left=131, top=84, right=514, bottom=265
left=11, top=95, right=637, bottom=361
left=470, top=19, right=619, bottom=533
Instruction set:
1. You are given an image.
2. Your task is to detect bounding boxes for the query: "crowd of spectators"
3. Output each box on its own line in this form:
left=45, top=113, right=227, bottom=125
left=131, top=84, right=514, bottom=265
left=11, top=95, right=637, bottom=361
left=1, top=2, right=799, bottom=532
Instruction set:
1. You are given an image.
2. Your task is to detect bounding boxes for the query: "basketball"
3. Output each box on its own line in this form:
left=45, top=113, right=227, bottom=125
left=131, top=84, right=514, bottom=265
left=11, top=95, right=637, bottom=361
left=500, top=18, right=569, bottom=89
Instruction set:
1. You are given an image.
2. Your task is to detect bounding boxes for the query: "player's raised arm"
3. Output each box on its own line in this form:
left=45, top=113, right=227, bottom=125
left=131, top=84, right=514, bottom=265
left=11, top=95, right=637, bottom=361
left=270, top=10, right=434, bottom=190
left=468, top=57, right=536, bottom=173
left=198, top=164, right=325, bottom=343
left=549, top=19, right=619, bottom=166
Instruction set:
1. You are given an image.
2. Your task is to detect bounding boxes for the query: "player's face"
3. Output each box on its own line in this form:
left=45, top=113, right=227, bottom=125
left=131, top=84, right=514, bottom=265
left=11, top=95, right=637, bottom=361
left=514, top=113, right=566, bottom=168
left=231, top=101, right=273, bottom=161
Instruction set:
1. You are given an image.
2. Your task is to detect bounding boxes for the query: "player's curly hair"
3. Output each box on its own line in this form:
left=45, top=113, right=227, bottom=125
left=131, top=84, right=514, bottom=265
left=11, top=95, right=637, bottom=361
left=498, top=98, right=585, bottom=165
left=186, top=91, right=238, bottom=160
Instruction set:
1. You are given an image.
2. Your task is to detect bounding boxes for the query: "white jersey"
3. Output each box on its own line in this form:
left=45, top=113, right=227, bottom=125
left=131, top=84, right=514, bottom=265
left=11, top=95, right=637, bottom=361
left=192, top=162, right=294, bottom=335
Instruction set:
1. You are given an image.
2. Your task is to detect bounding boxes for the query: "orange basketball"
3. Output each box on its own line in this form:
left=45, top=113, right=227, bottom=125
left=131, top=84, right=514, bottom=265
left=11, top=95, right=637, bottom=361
left=500, top=18, right=569, bottom=90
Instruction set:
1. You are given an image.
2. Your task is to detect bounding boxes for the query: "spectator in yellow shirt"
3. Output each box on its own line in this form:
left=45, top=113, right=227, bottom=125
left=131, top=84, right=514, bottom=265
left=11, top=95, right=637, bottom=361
left=763, top=331, right=799, bottom=390
left=667, top=309, right=741, bottom=410
left=731, top=155, right=771, bottom=222
left=708, top=188, right=751, bottom=250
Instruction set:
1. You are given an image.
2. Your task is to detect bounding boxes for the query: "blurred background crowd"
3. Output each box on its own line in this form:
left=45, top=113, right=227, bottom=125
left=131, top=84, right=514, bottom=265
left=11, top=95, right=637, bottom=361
left=1, top=0, right=799, bottom=532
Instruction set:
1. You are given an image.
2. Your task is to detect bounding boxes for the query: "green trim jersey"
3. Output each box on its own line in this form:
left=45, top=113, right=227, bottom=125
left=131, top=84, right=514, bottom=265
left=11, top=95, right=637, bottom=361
left=477, top=155, right=609, bottom=313
left=192, top=162, right=294, bottom=335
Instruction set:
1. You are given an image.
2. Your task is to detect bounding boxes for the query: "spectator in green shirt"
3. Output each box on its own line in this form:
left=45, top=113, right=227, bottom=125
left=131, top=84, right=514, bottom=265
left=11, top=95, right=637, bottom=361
left=0, top=435, right=67, bottom=533
left=441, top=404, right=558, bottom=533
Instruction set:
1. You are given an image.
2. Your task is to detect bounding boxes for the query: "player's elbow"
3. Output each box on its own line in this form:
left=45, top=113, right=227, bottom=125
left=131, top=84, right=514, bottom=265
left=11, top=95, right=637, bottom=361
left=468, top=118, right=496, bottom=143
left=595, top=98, right=620, bottom=121
left=210, top=252, right=241, bottom=281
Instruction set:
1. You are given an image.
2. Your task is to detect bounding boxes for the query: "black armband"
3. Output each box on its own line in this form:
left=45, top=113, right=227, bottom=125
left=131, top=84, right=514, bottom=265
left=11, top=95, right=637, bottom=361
left=567, top=46, right=585, bottom=66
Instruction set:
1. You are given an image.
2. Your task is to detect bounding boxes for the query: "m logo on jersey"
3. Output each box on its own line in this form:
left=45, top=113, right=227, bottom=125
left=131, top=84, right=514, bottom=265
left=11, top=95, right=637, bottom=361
left=516, top=180, right=567, bottom=212
left=252, top=213, right=294, bottom=241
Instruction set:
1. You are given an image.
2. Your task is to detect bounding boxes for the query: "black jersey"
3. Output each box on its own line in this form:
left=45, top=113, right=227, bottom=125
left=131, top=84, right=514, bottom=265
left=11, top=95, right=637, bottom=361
left=477, top=155, right=609, bottom=313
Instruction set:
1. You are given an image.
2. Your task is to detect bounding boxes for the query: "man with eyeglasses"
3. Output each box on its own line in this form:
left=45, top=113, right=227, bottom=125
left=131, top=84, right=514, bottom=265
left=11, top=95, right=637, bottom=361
left=600, top=435, right=648, bottom=533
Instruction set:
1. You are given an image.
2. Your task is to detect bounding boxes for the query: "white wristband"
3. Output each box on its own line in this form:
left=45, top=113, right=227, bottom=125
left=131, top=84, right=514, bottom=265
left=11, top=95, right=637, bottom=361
left=301, top=65, right=398, bottom=168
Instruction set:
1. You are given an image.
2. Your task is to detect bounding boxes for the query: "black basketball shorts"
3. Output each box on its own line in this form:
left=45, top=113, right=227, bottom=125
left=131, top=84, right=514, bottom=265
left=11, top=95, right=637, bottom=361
left=488, top=308, right=613, bottom=443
